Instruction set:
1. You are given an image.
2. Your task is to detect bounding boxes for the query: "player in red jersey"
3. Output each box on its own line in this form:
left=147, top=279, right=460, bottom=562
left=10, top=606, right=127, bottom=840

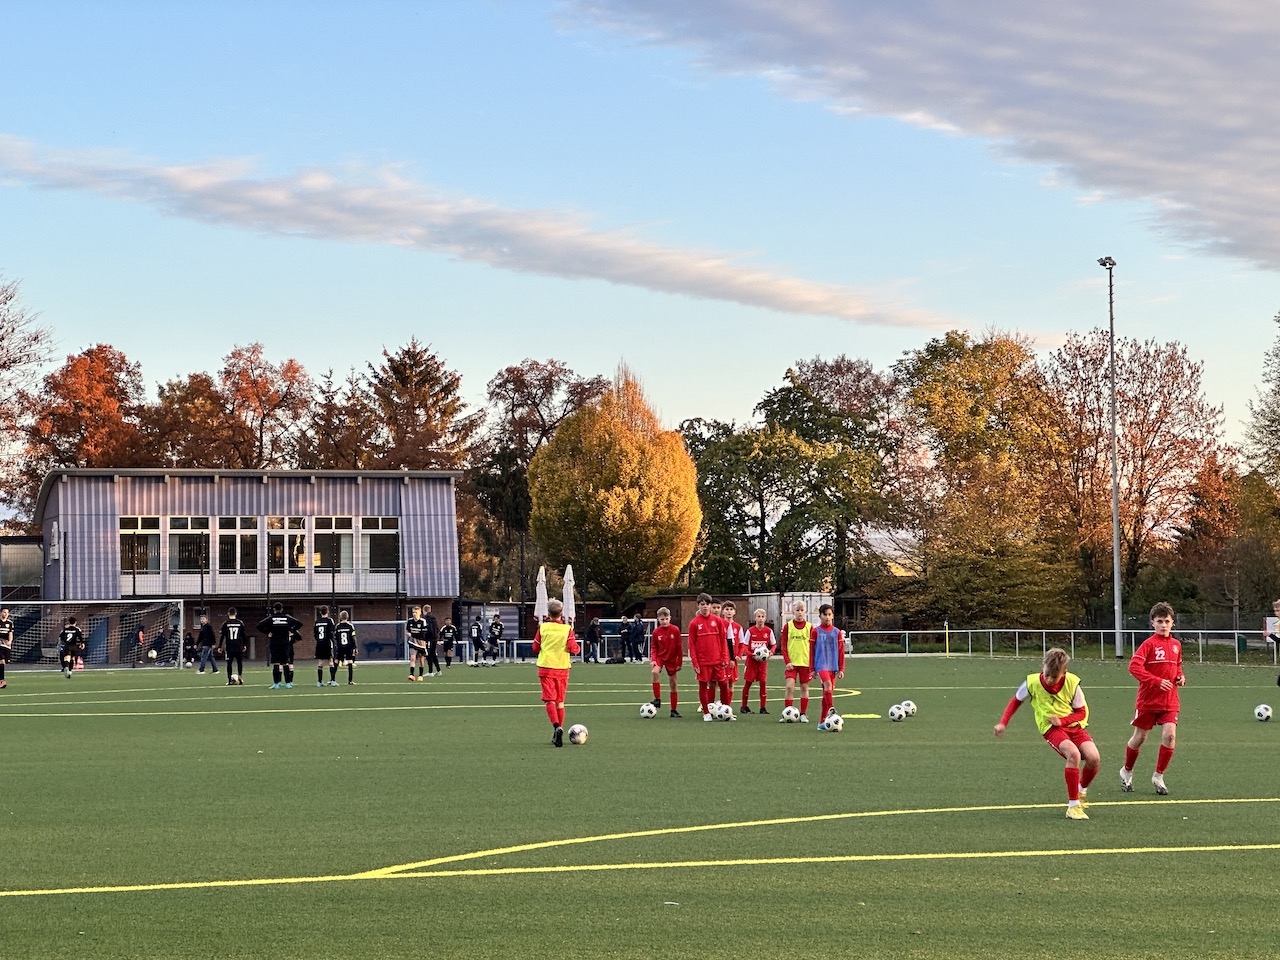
left=720, top=601, right=748, bottom=710
left=740, top=608, right=776, bottom=714
left=780, top=601, right=817, bottom=721
left=687, top=593, right=730, bottom=721
left=1120, top=601, right=1186, bottom=795
left=648, top=606, right=684, bottom=717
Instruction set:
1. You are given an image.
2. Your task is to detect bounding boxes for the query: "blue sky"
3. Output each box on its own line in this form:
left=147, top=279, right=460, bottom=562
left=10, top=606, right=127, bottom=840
left=2, top=0, right=1276, bottom=441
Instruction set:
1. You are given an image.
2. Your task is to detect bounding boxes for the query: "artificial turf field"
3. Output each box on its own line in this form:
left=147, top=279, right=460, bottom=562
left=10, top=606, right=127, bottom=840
left=0, top=655, right=1276, bottom=960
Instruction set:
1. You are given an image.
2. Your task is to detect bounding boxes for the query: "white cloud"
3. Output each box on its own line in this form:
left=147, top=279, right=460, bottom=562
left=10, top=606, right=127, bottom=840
left=0, top=134, right=949, bottom=331
left=572, top=0, right=1280, bottom=268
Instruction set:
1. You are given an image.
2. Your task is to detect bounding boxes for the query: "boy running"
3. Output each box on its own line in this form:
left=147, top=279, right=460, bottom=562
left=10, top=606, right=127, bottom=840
left=994, top=647, right=1100, bottom=820
left=648, top=606, right=684, bottom=717
left=533, top=598, right=580, bottom=747
left=59, top=617, right=85, bottom=678
left=780, top=601, right=816, bottom=722
left=1120, top=601, right=1186, bottom=796
left=739, top=608, right=775, bottom=714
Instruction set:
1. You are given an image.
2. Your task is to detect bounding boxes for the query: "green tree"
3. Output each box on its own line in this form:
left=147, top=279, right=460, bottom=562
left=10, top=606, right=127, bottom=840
left=296, top=370, right=379, bottom=470
left=528, top=368, right=701, bottom=611
left=1244, top=311, right=1280, bottom=468
left=366, top=339, right=481, bottom=469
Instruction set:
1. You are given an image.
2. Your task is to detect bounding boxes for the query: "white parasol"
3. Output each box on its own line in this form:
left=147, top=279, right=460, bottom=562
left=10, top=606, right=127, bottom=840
left=562, top=564, right=576, bottom=625
left=534, top=566, right=549, bottom=621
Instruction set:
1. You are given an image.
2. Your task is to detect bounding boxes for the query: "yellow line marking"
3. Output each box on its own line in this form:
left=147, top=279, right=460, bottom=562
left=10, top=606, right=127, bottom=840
left=3, top=797, right=1276, bottom=898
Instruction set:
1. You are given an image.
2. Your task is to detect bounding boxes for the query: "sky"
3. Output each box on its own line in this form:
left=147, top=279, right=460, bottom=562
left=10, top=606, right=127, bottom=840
left=2, top=0, right=1277, bottom=443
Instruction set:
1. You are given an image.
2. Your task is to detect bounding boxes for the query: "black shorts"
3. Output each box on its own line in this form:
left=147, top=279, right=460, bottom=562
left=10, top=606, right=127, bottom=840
left=334, top=647, right=356, bottom=664
left=223, top=644, right=245, bottom=658
left=315, top=640, right=333, bottom=659
left=0, top=647, right=10, bottom=663
left=269, top=642, right=293, bottom=665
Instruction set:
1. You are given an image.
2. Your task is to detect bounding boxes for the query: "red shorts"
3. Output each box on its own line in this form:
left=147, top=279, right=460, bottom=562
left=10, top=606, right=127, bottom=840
left=784, top=664, right=813, bottom=684
left=743, top=659, right=769, bottom=682
left=727, top=661, right=739, bottom=682
left=651, top=657, right=682, bottom=676
left=694, top=663, right=729, bottom=683
left=538, top=668, right=569, bottom=703
left=817, top=669, right=838, bottom=687
left=1044, top=725, right=1094, bottom=750
left=1131, top=709, right=1179, bottom=730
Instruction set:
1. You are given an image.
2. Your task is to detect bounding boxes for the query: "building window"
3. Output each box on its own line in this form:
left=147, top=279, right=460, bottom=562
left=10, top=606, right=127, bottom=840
left=361, top=516, right=399, bottom=573
left=168, top=516, right=211, bottom=573
left=119, top=516, right=160, bottom=573
left=314, top=517, right=354, bottom=572
left=217, top=517, right=258, bottom=574
left=267, top=516, right=306, bottom=574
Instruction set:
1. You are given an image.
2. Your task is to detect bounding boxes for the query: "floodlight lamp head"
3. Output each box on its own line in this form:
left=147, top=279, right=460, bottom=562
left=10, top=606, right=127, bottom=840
left=1097, top=256, right=1116, bottom=268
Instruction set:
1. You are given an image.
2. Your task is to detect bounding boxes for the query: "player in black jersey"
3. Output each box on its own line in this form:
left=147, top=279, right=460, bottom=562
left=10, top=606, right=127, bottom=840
left=257, top=602, right=303, bottom=689
left=0, top=607, right=14, bottom=689
left=219, top=608, right=247, bottom=685
left=314, top=605, right=337, bottom=687
left=438, top=617, right=458, bottom=668
left=58, top=617, right=85, bottom=678
left=406, top=606, right=429, bottom=681
left=333, top=610, right=358, bottom=685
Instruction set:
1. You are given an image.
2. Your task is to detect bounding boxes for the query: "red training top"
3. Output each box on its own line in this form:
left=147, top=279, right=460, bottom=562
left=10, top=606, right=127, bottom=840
left=649, top=623, right=684, bottom=666
left=1129, top=633, right=1184, bottom=713
left=687, top=613, right=728, bottom=669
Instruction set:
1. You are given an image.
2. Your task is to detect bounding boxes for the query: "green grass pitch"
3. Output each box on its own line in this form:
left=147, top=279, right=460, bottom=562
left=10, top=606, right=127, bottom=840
left=0, top=656, right=1276, bottom=959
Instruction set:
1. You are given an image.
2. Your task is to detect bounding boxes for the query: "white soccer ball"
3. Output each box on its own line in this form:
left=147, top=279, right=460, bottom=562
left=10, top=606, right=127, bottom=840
left=1256, top=703, right=1273, bottom=722
left=568, top=723, right=589, bottom=745
left=781, top=705, right=801, bottom=723
left=467, top=659, right=479, bottom=667
left=717, top=703, right=735, bottom=721
left=826, top=713, right=844, bottom=732
left=751, top=646, right=769, bottom=662
left=900, top=699, right=917, bottom=717
left=147, top=649, right=158, bottom=660
left=640, top=702, right=658, bottom=719
left=888, top=704, right=907, bottom=722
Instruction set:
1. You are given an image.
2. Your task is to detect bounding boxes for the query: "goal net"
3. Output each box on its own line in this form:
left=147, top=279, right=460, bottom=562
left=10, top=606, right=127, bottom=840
left=1, top=599, right=184, bottom=670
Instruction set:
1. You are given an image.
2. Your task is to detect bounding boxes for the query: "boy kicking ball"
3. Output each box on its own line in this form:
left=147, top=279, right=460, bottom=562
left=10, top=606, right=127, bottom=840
left=994, top=647, right=1100, bottom=820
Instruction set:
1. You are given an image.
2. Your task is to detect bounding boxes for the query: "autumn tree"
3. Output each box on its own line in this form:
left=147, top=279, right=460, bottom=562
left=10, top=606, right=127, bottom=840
left=218, top=343, right=313, bottom=468
left=296, top=370, right=379, bottom=470
left=1244, top=311, right=1280, bottom=469
left=1038, top=331, right=1225, bottom=618
left=473, top=359, right=608, bottom=600
left=7, top=344, right=148, bottom=518
left=889, top=331, right=1075, bottom=626
left=528, top=367, right=701, bottom=611
left=145, top=372, right=255, bottom=468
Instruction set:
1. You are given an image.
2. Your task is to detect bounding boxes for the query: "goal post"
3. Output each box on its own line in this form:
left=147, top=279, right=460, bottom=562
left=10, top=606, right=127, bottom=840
left=1, top=600, right=184, bottom=670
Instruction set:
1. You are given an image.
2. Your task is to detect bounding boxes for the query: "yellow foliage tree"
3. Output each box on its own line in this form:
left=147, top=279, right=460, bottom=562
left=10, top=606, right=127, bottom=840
left=528, top=367, right=701, bottom=611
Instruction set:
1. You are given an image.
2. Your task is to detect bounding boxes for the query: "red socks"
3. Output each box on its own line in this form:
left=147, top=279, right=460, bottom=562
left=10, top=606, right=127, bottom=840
left=652, top=682, right=662, bottom=699
left=1156, top=745, right=1174, bottom=774
left=545, top=702, right=558, bottom=724
left=1124, top=745, right=1140, bottom=770
left=1064, top=766, right=1081, bottom=801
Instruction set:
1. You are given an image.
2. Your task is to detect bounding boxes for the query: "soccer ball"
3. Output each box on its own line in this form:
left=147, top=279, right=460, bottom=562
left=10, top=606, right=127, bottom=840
left=900, top=699, right=917, bottom=716
left=147, top=649, right=158, bottom=660
left=716, top=703, right=735, bottom=721
left=781, top=705, right=801, bottom=723
left=752, top=646, right=770, bottom=662
left=826, top=713, right=844, bottom=732
left=1256, top=704, right=1273, bottom=722
left=568, top=723, right=589, bottom=745
left=640, top=702, right=658, bottom=719
left=467, top=659, right=479, bottom=667
left=888, top=704, right=907, bottom=722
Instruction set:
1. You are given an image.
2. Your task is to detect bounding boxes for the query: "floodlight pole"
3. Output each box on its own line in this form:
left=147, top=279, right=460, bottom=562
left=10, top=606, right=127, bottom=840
left=1098, top=256, right=1124, bottom=658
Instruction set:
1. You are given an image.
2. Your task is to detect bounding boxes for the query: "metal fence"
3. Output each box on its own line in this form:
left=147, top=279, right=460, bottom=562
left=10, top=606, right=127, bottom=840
left=844, top=627, right=1279, bottom=665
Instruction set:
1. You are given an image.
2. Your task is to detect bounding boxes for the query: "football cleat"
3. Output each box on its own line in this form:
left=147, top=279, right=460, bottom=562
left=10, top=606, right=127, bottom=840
left=1152, top=773, right=1168, bottom=795
left=651, top=698, right=662, bottom=709
left=703, top=712, right=714, bottom=722
left=799, top=714, right=809, bottom=723
left=669, top=709, right=681, bottom=718
left=739, top=705, right=752, bottom=713
left=1079, top=787, right=1088, bottom=810
left=758, top=707, right=769, bottom=715
left=271, top=683, right=281, bottom=689
left=1065, top=804, right=1089, bottom=821
left=1119, top=766, right=1133, bottom=792
left=329, top=680, right=338, bottom=686
left=552, top=725, right=564, bottom=748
